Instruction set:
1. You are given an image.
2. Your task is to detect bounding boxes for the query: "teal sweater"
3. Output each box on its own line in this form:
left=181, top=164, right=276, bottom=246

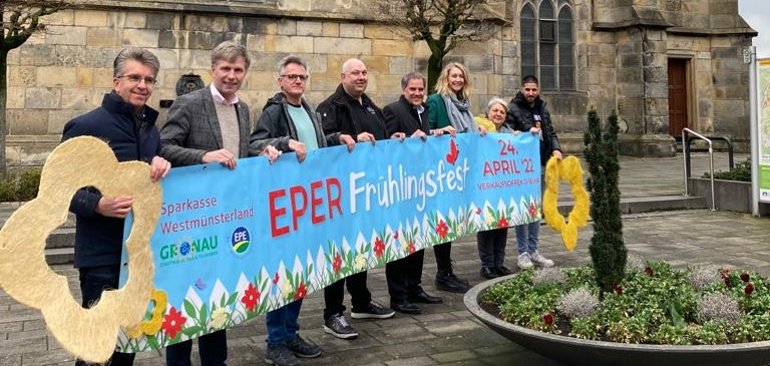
left=426, top=93, right=450, bottom=129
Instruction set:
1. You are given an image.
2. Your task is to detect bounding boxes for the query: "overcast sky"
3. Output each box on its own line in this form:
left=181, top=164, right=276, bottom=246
left=739, top=0, right=769, bottom=58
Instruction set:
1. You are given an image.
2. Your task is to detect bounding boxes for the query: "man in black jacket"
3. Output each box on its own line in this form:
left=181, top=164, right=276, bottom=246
left=505, top=74, right=561, bottom=270
left=316, top=58, right=396, bottom=340
left=61, top=47, right=171, bottom=366
left=382, top=72, right=443, bottom=315
left=249, top=55, right=356, bottom=366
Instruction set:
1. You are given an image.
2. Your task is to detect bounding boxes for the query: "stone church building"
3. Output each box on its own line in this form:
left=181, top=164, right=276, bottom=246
left=5, top=0, right=757, bottom=167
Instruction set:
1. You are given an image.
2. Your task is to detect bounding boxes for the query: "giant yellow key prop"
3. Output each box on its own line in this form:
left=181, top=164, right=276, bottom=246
left=542, top=155, right=590, bottom=251
left=0, top=136, right=161, bottom=363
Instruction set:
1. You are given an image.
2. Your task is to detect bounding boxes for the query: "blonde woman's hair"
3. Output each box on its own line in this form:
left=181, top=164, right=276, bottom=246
left=434, top=62, right=471, bottom=100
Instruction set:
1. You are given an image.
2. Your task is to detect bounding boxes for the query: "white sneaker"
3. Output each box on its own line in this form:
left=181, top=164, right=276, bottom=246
left=517, top=252, right=533, bottom=270
left=530, top=251, right=554, bottom=268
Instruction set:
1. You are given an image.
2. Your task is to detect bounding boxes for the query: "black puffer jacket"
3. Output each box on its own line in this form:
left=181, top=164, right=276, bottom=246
left=505, top=92, right=561, bottom=166
left=317, top=84, right=386, bottom=138
left=249, top=92, right=341, bottom=154
left=62, top=91, right=161, bottom=268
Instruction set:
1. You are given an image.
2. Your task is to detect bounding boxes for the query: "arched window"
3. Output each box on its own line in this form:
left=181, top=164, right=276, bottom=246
left=519, top=0, right=575, bottom=91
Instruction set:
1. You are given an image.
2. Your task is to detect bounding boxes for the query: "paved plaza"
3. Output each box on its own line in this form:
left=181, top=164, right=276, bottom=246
left=2, top=152, right=769, bottom=366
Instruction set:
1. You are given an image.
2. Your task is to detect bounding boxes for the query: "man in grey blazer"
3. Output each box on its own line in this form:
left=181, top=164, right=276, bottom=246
left=159, top=40, right=278, bottom=366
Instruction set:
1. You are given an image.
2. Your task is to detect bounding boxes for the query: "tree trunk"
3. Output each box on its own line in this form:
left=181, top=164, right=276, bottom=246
left=0, top=50, right=8, bottom=178
left=426, top=52, right=444, bottom=95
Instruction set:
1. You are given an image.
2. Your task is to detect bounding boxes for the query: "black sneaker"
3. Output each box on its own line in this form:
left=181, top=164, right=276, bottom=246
left=350, top=300, right=396, bottom=319
left=286, top=335, right=322, bottom=358
left=265, top=344, right=299, bottom=366
left=495, top=266, right=513, bottom=276
left=323, top=313, right=359, bottom=339
left=435, top=269, right=471, bottom=293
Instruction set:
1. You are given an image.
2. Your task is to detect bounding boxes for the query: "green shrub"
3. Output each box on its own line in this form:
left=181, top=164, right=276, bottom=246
left=703, top=159, right=751, bottom=182
left=0, top=168, right=42, bottom=202
left=482, top=262, right=770, bottom=345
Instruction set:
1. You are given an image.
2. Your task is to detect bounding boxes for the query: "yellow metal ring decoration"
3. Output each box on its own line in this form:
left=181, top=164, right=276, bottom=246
left=542, top=155, right=590, bottom=251
left=0, top=136, right=162, bottom=363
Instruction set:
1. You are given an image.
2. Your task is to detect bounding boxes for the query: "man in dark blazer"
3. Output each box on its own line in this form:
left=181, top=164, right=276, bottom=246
left=382, top=72, right=443, bottom=315
left=159, top=40, right=278, bottom=366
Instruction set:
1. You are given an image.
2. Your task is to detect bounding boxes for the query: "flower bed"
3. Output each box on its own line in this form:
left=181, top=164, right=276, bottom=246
left=480, top=260, right=770, bottom=345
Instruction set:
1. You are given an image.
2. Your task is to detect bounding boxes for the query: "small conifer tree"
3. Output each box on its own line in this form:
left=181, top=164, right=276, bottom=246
left=584, top=110, right=626, bottom=293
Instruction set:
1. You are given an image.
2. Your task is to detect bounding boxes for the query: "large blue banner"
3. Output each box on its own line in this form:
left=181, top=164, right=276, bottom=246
left=118, top=133, right=542, bottom=352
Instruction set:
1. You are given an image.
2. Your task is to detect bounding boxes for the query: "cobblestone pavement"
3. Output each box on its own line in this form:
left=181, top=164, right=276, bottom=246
left=0, top=152, right=765, bottom=366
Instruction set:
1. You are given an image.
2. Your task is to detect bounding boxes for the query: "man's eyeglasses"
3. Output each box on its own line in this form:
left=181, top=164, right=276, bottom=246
left=280, top=74, right=309, bottom=82
left=116, top=74, right=158, bottom=85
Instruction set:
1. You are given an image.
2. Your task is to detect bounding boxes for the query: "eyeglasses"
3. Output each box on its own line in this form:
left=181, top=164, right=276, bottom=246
left=280, top=74, right=309, bottom=82
left=116, top=74, right=158, bottom=85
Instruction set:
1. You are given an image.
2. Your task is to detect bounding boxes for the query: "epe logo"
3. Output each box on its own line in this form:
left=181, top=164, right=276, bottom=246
left=231, top=227, right=250, bottom=256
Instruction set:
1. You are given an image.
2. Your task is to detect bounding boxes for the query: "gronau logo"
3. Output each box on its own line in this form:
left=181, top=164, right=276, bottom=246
left=231, top=226, right=250, bottom=257
left=159, top=236, right=219, bottom=264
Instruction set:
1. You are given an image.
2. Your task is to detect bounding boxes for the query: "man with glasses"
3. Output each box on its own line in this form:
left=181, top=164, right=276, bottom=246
left=61, top=47, right=172, bottom=366
left=160, top=40, right=278, bottom=366
left=315, top=58, right=396, bottom=340
left=250, top=55, right=356, bottom=366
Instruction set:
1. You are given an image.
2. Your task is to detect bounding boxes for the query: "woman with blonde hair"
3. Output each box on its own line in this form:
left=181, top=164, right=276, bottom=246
left=425, top=62, right=485, bottom=293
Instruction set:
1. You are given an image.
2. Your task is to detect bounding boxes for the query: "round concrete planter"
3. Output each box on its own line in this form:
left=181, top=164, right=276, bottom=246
left=464, top=275, right=770, bottom=366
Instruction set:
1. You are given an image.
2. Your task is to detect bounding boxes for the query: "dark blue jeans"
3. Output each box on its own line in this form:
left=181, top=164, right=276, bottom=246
left=165, top=329, right=227, bottom=366
left=75, top=265, right=136, bottom=366
left=266, top=300, right=303, bottom=347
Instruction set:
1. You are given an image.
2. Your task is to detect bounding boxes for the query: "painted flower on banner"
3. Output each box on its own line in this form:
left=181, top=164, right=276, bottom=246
left=273, top=272, right=280, bottom=284
left=498, top=216, right=509, bottom=228
left=354, top=254, right=367, bottom=271
left=294, top=282, right=307, bottom=300
left=332, top=252, right=342, bottom=274
left=373, top=237, right=385, bottom=258
left=280, top=279, right=293, bottom=298
left=408, top=241, right=416, bottom=254
left=393, top=230, right=399, bottom=239
left=241, top=283, right=260, bottom=312
left=436, top=219, right=449, bottom=239
left=211, top=307, right=229, bottom=329
left=529, top=201, right=537, bottom=219
left=162, top=307, right=186, bottom=340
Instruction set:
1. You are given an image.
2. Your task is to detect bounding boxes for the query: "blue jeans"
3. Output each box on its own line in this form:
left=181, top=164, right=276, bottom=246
left=75, top=265, right=136, bottom=366
left=515, top=221, right=540, bottom=254
left=266, top=300, right=303, bottom=347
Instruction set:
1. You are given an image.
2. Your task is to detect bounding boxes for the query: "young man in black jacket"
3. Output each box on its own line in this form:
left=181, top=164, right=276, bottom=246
left=505, top=75, right=562, bottom=270
left=316, top=58, right=396, bottom=340
left=382, top=72, right=443, bottom=315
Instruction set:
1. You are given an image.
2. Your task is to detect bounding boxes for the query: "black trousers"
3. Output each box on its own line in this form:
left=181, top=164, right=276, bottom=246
left=165, top=330, right=227, bottom=366
left=75, top=265, right=136, bottom=366
left=433, top=241, right=453, bottom=272
left=323, top=271, right=372, bottom=319
left=476, top=228, right=508, bottom=268
left=386, top=249, right=425, bottom=302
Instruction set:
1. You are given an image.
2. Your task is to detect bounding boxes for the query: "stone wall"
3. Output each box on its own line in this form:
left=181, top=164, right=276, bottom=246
left=2, top=0, right=758, bottom=166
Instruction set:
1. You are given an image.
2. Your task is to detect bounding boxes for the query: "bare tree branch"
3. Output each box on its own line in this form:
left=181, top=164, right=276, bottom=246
left=2, top=0, right=69, bottom=50
left=371, top=0, right=504, bottom=91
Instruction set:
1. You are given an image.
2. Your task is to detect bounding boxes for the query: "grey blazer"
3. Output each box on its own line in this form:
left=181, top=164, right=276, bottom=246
left=160, top=86, right=251, bottom=167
